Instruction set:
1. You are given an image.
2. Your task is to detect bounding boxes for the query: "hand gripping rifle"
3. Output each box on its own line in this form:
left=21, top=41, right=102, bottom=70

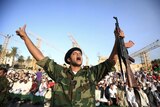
left=113, top=17, right=137, bottom=88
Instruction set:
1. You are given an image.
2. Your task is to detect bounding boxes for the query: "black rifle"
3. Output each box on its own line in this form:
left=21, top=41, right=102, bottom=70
left=113, top=17, right=137, bottom=88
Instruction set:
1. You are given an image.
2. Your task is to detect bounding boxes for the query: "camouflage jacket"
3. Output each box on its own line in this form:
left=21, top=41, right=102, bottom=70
left=37, top=57, right=114, bottom=107
left=0, top=76, right=9, bottom=106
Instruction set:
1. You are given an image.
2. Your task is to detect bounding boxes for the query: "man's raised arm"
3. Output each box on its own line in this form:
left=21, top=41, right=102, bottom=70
left=16, top=25, right=44, bottom=61
left=108, top=29, right=125, bottom=65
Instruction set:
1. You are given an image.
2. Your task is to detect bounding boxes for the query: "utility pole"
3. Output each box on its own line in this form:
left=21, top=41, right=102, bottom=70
left=0, top=34, right=12, bottom=64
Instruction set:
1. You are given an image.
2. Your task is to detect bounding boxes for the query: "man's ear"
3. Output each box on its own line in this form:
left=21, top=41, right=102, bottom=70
left=67, top=58, right=71, bottom=63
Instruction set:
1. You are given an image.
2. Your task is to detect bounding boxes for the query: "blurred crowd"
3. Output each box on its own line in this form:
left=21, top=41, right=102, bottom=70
left=1, top=66, right=160, bottom=107
left=95, top=70, right=160, bottom=107
left=4, top=68, right=55, bottom=107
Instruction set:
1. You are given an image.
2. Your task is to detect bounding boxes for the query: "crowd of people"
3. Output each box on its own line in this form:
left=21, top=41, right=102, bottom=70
left=0, top=65, right=160, bottom=107
left=95, top=70, right=160, bottom=107
left=0, top=67, right=55, bottom=107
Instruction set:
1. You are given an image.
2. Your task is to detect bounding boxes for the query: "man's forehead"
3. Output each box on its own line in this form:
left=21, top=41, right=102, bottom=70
left=72, top=50, right=82, bottom=54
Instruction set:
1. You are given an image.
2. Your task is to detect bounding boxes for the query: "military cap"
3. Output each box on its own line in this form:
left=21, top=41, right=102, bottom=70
left=64, top=47, right=82, bottom=64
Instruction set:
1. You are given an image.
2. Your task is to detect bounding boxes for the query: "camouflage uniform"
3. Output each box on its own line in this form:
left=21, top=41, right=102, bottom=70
left=37, top=57, right=114, bottom=107
left=0, top=76, right=10, bottom=107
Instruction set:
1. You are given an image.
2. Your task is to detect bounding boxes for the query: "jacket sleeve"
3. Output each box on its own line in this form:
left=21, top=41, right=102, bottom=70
left=90, top=59, right=115, bottom=83
left=36, top=57, right=64, bottom=82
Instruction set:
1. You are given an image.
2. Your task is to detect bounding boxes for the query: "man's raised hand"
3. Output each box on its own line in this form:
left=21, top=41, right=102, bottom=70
left=16, top=24, right=27, bottom=40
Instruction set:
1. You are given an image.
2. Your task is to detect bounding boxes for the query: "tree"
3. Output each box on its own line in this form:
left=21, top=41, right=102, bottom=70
left=151, top=59, right=160, bottom=72
left=26, top=56, right=32, bottom=63
left=0, top=44, right=2, bottom=57
left=26, top=56, right=32, bottom=69
left=7, top=47, right=18, bottom=66
left=18, top=55, right=25, bottom=67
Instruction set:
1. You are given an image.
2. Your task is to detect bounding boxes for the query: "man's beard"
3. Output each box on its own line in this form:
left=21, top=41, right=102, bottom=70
left=71, top=61, right=81, bottom=67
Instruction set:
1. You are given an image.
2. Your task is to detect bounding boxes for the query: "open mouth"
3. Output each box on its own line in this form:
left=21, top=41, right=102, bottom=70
left=76, top=57, right=81, bottom=61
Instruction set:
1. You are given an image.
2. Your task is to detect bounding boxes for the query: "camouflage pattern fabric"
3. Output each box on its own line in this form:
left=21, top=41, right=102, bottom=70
left=37, top=57, right=114, bottom=107
left=0, top=76, right=10, bottom=107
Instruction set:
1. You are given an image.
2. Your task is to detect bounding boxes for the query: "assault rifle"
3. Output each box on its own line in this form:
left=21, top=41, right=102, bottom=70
left=113, top=17, right=137, bottom=88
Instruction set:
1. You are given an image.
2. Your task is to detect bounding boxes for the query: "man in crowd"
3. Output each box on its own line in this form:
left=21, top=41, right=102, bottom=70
left=0, top=66, right=10, bottom=107
left=16, top=24, right=125, bottom=107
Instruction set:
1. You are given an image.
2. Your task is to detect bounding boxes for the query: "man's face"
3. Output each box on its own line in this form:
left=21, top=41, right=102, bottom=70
left=68, top=50, right=83, bottom=66
left=0, top=70, right=5, bottom=77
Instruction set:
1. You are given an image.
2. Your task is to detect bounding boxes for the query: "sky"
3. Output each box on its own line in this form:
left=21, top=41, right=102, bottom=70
left=0, top=0, right=160, bottom=66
